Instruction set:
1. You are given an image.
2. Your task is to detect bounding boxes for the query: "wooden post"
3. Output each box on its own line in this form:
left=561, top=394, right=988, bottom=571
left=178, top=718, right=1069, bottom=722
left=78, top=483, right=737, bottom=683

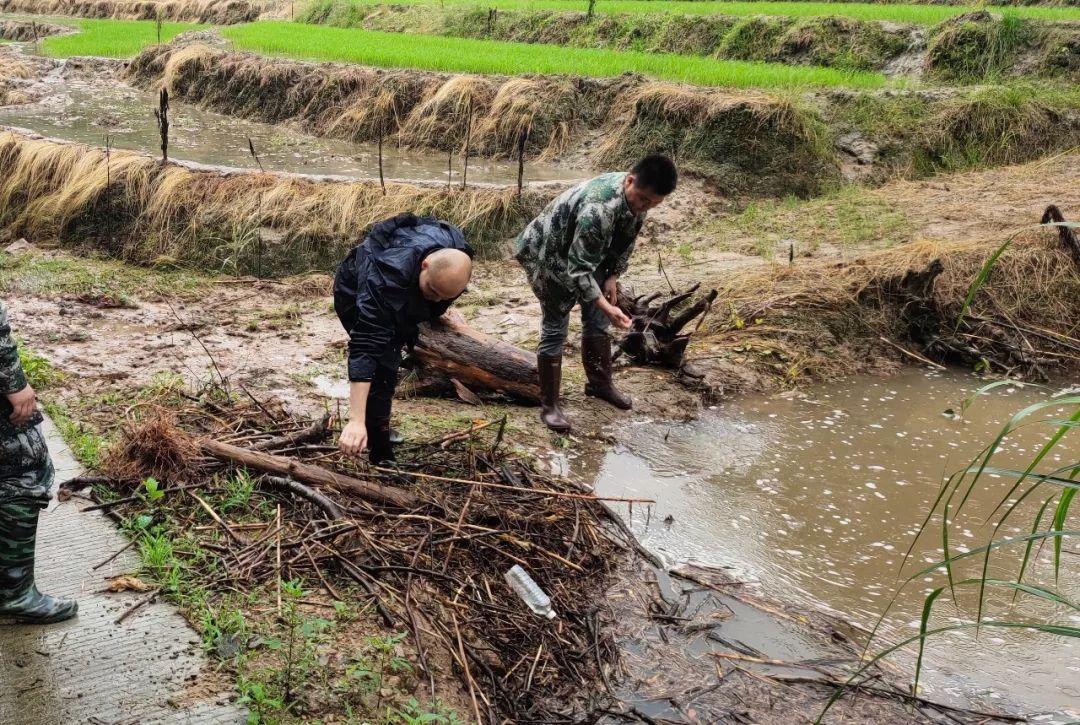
left=461, top=97, right=473, bottom=190
left=516, top=128, right=527, bottom=197
left=487, top=7, right=496, bottom=35
left=153, top=88, right=169, bottom=164
left=103, top=133, right=111, bottom=244
left=587, top=0, right=596, bottom=22
left=447, top=149, right=452, bottom=188
left=155, top=11, right=162, bottom=43
left=377, top=132, right=386, bottom=195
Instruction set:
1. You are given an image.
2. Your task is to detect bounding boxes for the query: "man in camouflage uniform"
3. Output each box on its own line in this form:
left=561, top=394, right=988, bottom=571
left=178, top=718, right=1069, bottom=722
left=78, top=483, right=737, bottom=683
left=515, top=155, right=678, bottom=433
left=0, top=300, right=77, bottom=623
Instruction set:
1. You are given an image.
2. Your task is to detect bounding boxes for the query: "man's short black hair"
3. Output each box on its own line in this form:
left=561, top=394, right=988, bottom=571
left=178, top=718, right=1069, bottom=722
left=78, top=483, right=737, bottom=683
left=630, top=154, right=678, bottom=196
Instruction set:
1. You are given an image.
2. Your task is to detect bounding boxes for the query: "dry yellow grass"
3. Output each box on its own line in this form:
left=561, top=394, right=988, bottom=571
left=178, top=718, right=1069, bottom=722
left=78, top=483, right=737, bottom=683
left=0, top=0, right=257, bottom=23
left=689, top=231, right=1080, bottom=388
left=0, top=131, right=536, bottom=273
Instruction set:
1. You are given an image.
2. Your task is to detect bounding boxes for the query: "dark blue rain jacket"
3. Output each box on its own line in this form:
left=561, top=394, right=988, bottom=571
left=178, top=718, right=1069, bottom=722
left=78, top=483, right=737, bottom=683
left=333, top=214, right=474, bottom=383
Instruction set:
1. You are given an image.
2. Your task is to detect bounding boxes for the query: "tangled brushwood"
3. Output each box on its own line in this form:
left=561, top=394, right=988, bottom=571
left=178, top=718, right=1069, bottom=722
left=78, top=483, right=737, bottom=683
left=688, top=222, right=1080, bottom=394
left=83, top=386, right=643, bottom=721
left=0, top=130, right=537, bottom=272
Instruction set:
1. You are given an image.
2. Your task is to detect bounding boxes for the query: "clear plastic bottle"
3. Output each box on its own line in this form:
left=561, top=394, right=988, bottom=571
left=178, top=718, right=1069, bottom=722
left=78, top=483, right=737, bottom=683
left=504, top=565, right=557, bottom=619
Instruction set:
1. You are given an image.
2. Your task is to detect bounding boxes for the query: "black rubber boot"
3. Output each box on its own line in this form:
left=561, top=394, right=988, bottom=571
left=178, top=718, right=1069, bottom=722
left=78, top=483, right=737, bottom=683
left=0, top=500, right=77, bottom=624
left=537, top=354, right=571, bottom=434
left=582, top=334, right=632, bottom=410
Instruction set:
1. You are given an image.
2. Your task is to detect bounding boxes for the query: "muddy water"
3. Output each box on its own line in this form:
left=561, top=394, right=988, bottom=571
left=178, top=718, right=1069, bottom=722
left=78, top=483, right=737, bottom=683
left=0, top=57, right=586, bottom=185
left=593, top=370, right=1080, bottom=718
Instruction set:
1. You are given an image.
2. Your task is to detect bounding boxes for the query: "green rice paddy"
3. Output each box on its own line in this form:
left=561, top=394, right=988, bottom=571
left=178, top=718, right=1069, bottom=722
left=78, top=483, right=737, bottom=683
left=220, top=21, right=887, bottom=88
left=307, top=0, right=1080, bottom=25
left=40, top=19, right=202, bottom=58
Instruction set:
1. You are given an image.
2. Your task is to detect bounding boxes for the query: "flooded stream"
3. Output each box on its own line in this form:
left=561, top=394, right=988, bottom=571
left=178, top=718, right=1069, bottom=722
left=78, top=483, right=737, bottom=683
left=0, top=47, right=586, bottom=185
left=592, top=370, right=1079, bottom=718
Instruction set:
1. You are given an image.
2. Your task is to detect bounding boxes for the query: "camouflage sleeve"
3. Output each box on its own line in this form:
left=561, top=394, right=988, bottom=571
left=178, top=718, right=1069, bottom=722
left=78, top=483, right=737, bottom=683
left=0, top=300, right=29, bottom=395
left=566, top=203, right=610, bottom=305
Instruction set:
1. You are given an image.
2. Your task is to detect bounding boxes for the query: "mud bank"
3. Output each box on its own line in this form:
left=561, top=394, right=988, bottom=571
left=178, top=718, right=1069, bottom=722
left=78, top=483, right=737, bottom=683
left=686, top=228, right=1080, bottom=396
left=125, top=40, right=1080, bottom=196
left=0, top=0, right=258, bottom=23
left=0, top=18, right=70, bottom=41
left=302, top=1, right=1080, bottom=81
left=0, top=129, right=543, bottom=272
left=127, top=41, right=841, bottom=196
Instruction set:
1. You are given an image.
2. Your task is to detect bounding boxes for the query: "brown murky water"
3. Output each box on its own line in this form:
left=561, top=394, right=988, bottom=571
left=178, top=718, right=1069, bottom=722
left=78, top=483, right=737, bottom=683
left=592, top=370, right=1080, bottom=718
left=0, top=58, right=586, bottom=185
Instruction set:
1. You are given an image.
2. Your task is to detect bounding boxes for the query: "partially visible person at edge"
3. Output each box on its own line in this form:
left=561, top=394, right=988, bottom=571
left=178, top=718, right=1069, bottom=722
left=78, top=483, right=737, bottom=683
left=515, top=154, right=678, bottom=433
left=0, top=300, right=77, bottom=624
left=333, top=213, right=473, bottom=463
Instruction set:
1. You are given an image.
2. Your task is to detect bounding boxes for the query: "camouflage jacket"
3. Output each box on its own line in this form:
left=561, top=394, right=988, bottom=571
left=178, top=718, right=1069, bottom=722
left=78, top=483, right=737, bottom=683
left=0, top=299, right=43, bottom=438
left=515, top=172, right=644, bottom=316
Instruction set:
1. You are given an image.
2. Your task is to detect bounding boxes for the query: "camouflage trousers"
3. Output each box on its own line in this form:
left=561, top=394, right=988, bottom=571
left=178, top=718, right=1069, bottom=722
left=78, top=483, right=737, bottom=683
left=0, top=427, right=54, bottom=596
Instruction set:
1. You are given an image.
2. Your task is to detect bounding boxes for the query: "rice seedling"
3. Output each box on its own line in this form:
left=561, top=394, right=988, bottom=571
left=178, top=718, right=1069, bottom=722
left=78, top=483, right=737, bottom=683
left=299, top=0, right=1080, bottom=26
left=40, top=18, right=203, bottom=57
left=220, top=22, right=887, bottom=89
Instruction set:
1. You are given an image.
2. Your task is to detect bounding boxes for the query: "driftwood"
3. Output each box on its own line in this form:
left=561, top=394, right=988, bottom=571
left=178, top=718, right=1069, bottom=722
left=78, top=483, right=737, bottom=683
left=250, top=411, right=332, bottom=451
left=615, top=282, right=718, bottom=369
left=261, top=475, right=344, bottom=520
left=411, top=315, right=540, bottom=403
left=198, top=438, right=418, bottom=509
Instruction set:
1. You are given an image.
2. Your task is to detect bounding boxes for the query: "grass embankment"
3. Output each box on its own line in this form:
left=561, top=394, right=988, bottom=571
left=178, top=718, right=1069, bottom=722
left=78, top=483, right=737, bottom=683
left=297, top=0, right=1080, bottom=25
left=303, top=1, right=1080, bottom=79
left=219, top=21, right=886, bottom=89
left=40, top=18, right=201, bottom=56
left=0, top=0, right=258, bottom=23
left=0, top=130, right=536, bottom=272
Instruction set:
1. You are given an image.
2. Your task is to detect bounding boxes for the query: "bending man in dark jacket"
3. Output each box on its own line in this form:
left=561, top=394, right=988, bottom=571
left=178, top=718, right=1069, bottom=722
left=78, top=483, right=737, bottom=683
left=333, top=214, right=473, bottom=463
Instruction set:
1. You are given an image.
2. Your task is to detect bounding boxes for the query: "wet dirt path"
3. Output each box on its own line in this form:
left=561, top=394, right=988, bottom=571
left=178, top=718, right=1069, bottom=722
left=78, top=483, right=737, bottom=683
left=0, top=417, right=246, bottom=724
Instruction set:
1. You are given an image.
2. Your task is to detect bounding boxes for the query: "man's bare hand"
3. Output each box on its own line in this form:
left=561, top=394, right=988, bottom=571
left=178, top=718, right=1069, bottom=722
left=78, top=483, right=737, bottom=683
left=7, top=384, right=38, bottom=426
left=339, top=419, right=368, bottom=458
left=602, top=276, right=619, bottom=305
left=441, top=308, right=466, bottom=327
left=597, top=298, right=632, bottom=330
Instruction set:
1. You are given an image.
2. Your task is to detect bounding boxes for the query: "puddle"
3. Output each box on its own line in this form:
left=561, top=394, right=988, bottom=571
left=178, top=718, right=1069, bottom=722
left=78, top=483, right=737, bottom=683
left=0, top=46, right=588, bottom=186
left=592, top=369, right=1080, bottom=718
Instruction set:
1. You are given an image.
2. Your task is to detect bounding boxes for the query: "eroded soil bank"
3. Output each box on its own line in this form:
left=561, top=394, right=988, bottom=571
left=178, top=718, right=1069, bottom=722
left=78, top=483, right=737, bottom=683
left=121, top=35, right=1080, bottom=194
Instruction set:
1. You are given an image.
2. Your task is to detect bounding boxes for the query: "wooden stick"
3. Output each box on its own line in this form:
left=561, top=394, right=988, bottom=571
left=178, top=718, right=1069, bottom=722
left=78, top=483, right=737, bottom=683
left=276, top=504, right=283, bottom=615
left=92, top=537, right=137, bottom=571
left=189, top=490, right=248, bottom=545
left=115, top=587, right=162, bottom=624
left=878, top=336, right=946, bottom=370
left=199, top=438, right=419, bottom=509
left=372, top=467, right=653, bottom=504
left=452, top=608, right=483, bottom=725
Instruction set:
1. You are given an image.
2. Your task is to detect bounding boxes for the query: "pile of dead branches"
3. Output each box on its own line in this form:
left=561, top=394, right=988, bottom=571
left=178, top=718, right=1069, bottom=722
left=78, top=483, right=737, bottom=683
left=79, top=391, right=650, bottom=722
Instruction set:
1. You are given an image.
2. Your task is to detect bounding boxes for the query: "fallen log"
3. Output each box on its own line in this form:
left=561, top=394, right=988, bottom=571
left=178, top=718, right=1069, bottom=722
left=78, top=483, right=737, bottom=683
left=411, top=315, right=540, bottom=403
left=198, top=439, right=419, bottom=509
left=250, top=412, right=333, bottom=451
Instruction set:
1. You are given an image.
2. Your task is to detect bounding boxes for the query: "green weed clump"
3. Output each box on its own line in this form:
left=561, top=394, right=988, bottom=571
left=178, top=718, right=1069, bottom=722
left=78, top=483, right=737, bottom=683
left=220, top=22, right=887, bottom=89
left=599, top=83, right=837, bottom=195
left=926, top=12, right=1036, bottom=82
left=918, top=83, right=1080, bottom=172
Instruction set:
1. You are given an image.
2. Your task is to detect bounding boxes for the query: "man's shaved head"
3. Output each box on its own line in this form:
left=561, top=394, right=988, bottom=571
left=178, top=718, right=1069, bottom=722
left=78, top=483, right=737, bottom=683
left=420, top=248, right=472, bottom=302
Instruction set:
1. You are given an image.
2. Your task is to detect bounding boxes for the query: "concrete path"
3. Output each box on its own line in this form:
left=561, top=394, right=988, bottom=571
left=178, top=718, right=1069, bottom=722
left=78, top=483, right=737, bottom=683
left=0, top=418, right=246, bottom=724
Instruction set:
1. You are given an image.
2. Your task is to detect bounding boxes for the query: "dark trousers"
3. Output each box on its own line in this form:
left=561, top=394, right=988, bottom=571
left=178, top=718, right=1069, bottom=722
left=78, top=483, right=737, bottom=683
left=334, top=285, right=399, bottom=464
